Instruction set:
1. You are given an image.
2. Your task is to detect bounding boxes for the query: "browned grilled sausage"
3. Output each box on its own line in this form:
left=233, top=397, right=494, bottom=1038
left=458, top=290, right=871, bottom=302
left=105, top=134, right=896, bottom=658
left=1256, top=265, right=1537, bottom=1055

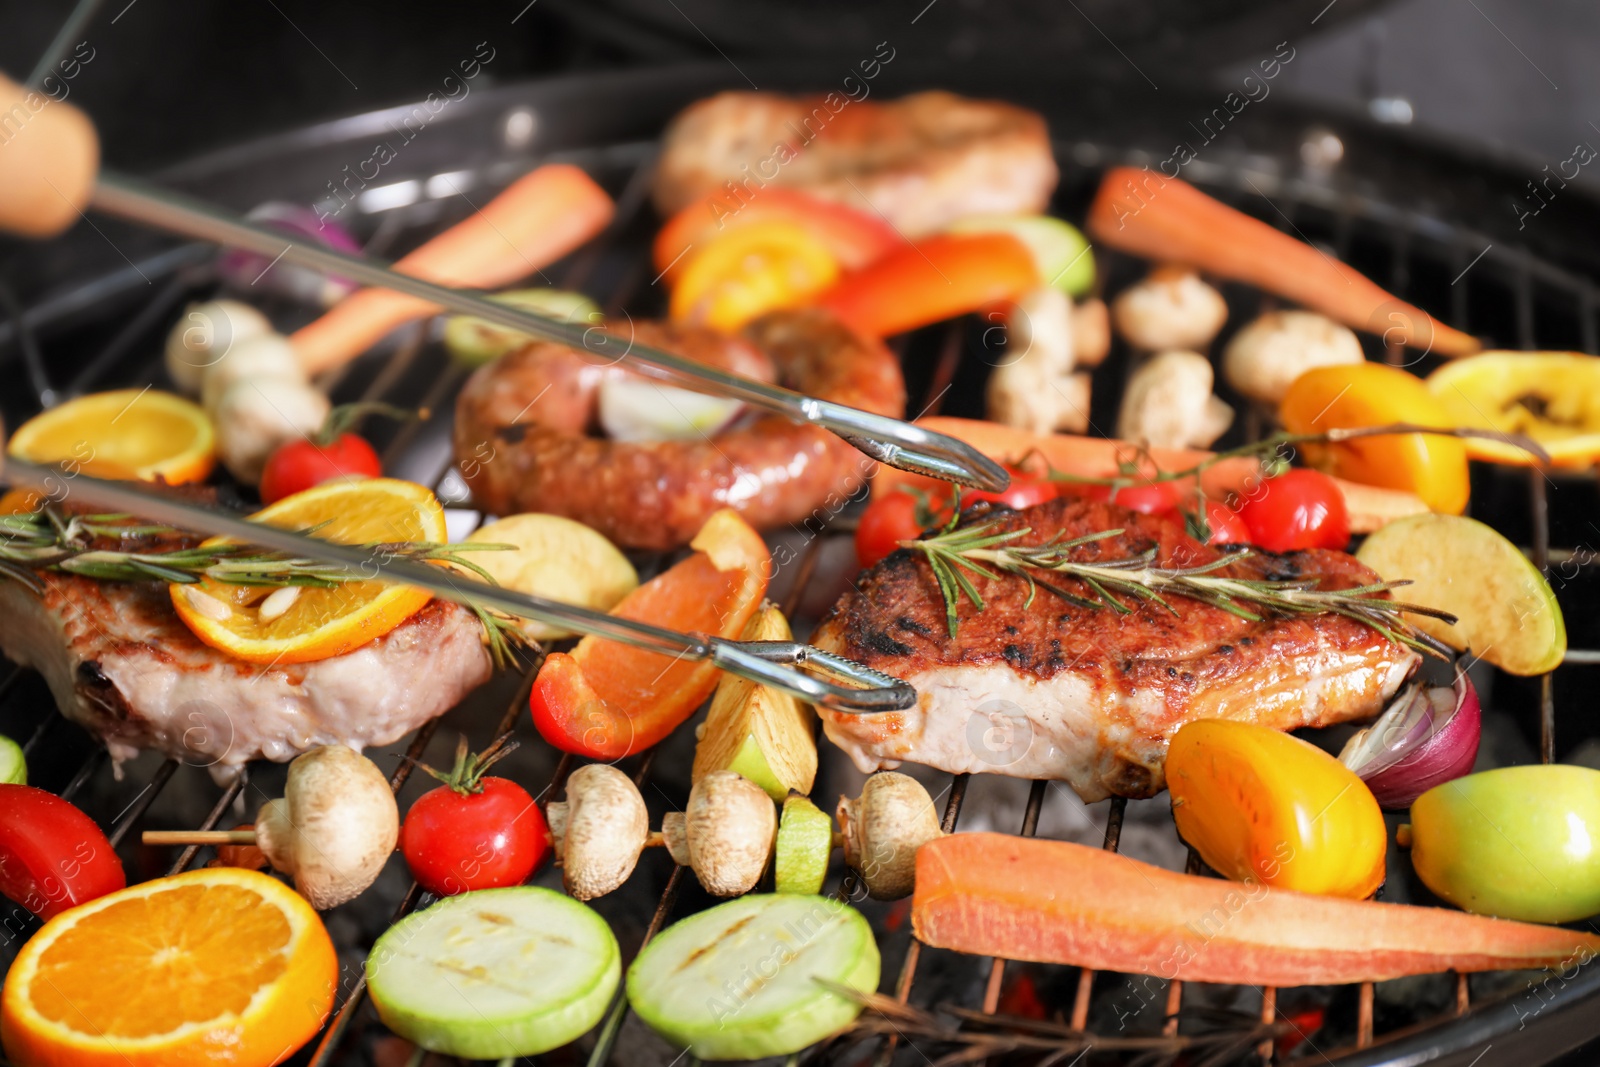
left=453, top=309, right=906, bottom=550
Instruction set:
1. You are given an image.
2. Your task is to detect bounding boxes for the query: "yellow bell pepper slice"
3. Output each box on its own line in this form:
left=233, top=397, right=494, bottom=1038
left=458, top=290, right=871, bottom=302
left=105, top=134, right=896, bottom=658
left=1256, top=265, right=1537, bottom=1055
left=1167, top=720, right=1387, bottom=900
left=1427, top=351, right=1600, bottom=468
left=669, top=220, right=839, bottom=333
left=1279, top=362, right=1470, bottom=515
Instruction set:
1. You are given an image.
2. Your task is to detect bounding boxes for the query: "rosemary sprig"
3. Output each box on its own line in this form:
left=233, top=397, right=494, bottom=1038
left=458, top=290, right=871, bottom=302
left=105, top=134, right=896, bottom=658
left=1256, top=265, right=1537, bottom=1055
left=902, top=518, right=1458, bottom=657
left=0, top=510, right=531, bottom=669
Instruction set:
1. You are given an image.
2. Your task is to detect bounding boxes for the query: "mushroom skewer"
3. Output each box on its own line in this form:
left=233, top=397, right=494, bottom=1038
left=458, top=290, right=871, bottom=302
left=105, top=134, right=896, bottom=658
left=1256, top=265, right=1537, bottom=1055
left=547, top=767, right=943, bottom=902
left=0, top=448, right=915, bottom=716
left=87, top=172, right=1010, bottom=495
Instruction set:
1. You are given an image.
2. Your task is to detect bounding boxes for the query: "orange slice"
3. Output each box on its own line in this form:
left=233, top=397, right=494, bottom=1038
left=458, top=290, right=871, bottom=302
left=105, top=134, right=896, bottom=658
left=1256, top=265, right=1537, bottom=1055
left=170, top=477, right=447, bottom=664
left=0, top=867, right=337, bottom=1067
left=7, top=389, right=214, bottom=485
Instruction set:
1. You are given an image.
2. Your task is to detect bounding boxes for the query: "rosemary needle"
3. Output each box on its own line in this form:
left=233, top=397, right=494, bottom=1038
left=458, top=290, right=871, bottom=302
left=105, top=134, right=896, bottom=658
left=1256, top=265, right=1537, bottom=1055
left=902, top=518, right=1458, bottom=657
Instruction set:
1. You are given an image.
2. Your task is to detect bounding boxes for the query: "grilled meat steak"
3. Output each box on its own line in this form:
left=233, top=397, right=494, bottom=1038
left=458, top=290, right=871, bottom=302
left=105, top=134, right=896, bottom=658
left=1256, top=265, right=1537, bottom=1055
left=0, top=572, right=492, bottom=780
left=653, top=90, right=1058, bottom=236
left=813, top=497, right=1417, bottom=801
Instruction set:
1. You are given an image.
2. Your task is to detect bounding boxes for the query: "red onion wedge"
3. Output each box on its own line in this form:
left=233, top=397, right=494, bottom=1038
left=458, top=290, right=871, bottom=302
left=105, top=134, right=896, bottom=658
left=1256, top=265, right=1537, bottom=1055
left=1338, top=669, right=1480, bottom=809
left=218, top=203, right=361, bottom=307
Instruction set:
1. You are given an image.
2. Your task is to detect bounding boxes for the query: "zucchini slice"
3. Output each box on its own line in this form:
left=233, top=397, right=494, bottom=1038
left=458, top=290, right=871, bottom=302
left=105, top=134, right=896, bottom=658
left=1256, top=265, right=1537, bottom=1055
left=627, top=894, right=879, bottom=1059
left=367, top=886, right=619, bottom=1059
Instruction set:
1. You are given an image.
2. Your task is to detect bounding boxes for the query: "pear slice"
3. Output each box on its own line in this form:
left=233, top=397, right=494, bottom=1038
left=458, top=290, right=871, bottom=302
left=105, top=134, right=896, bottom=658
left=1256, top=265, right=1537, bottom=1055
left=693, top=603, right=816, bottom=800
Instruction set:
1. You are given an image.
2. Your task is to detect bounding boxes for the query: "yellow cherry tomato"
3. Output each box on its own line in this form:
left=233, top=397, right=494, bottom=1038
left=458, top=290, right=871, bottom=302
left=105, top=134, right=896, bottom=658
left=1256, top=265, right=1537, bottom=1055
left=1279, top=362, right=1470, bottom=515
left=669, top=220, right=839, bottom=332
left=1167, top=720, right=1387, bottom=899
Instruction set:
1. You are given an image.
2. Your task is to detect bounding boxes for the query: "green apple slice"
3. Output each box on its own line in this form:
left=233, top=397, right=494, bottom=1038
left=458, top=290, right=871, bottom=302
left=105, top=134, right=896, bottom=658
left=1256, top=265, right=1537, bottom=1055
left=443, top=288, right=602, bottom=365
left=693, top=604, right=817, bottom=800
left=948, top=215, right=1095, bottom=296
left=0, top=734, right=25, bottom=784
left=626, top=894, right=879, bottom=1060
left=367, top=886, right=619, bottom=1059
left=1356, top=513, right=1565, bottom=675
left=775, top=795, right=833, bottom=895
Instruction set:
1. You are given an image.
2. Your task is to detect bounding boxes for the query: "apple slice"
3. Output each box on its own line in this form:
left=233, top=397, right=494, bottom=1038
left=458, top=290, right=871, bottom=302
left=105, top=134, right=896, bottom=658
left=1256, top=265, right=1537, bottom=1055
left=775, top=794, right=833, bottom=895
left=626, top=894, right=878, bottom=1060
left=1356, top=513, right=1565, bottom=676
left=366, top=887, right=619, bottom=1059
left=692, top=603, right=817, bottom=800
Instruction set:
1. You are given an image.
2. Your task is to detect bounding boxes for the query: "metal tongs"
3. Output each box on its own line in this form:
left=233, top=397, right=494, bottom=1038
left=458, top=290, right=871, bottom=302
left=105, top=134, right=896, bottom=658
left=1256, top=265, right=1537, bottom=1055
left=90, top=173, right=1011, bottom=493
left=0, top=452, right=914, bottom=713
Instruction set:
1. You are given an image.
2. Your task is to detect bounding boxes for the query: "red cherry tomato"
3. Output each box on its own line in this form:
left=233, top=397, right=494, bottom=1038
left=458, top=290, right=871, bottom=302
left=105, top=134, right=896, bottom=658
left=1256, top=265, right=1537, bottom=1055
left=855, top=491, right=950, bottom=569
left=401, top=744, right=550, bottom=897
left=1235, top=469, right=1351, bottom=552
left=1074, top=479, right=1185, bottom=515
left=0, top=785, right=125, bottom=920
left=958, top=475, right=1058, bottom=511
left=259, top=432, right=382, bottom=504
left=1199, top=500, right=1250, bottom=545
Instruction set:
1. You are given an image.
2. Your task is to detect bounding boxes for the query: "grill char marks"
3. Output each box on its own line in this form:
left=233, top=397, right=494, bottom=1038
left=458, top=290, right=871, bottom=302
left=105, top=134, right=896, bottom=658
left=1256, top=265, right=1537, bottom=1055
left=813, top=497, right=1418, bottom=800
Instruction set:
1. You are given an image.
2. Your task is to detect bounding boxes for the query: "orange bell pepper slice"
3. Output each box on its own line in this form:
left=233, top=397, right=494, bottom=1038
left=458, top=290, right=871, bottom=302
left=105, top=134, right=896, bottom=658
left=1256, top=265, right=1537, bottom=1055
left=816, top=233, right=1040, bottom=338
left=529, top=509, right=770, bottom=759
left=669, top=220, right=839, bottom=332
left=654, top=187, right=898, bottom=283
left=1279, top=362, right=1470, bottom=515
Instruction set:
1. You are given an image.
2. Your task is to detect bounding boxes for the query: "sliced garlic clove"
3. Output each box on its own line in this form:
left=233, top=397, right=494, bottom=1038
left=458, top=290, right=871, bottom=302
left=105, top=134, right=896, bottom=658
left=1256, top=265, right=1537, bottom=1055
left=183, top=586, right=233, bottom=621
left=258, top=585, right=302, bottom=622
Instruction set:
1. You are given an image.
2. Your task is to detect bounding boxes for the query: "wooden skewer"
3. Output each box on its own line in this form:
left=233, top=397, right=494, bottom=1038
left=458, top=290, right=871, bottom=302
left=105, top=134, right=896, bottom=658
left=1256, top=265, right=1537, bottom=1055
left=143, top=829, right=257, bottom=846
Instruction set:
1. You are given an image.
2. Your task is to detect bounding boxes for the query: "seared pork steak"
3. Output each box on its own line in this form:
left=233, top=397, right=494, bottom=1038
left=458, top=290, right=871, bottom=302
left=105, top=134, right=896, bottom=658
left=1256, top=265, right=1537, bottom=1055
left=0, top=572, right=493, bottom=780
left=813, top=497, right=1416, bottom=801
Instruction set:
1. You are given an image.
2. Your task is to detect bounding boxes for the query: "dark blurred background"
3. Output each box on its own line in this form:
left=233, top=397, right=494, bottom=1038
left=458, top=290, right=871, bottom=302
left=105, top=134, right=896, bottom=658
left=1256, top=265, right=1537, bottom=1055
left=0, top=0, right=1594, bottom=188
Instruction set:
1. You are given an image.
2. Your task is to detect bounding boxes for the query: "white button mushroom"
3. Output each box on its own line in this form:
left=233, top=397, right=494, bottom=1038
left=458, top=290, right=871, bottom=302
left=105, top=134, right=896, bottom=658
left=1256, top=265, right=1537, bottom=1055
left=546, top=763, right=650, bottom=901
left=836, top=771, right=944, bottom=901
left=1072, top=296, right=1112, bottom=369
left=164, top=300, right=274, bottom=396
left=214, top=375, right=331, bottom=485
left=200, top=332, right=305, bottom=414
left=1116, top=350, right=1235, bottom=450
left=678, top=770, right=776, bottom=897
left=1111, top=266, right=1229, bottom=351
left=254, top=744, right=399, bottom=910
left=986, top=287, right=1092, bottom=436
left=1222, top=310, right=1365, bottom=406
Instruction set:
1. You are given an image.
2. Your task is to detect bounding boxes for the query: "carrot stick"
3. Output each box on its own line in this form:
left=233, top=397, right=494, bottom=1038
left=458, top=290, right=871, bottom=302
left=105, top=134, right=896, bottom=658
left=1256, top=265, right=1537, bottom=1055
left=1088, top=167, right=1480, bottom=357
left=291, top=164, right=614, bottom=374
left=914, top=834, right=1600, bottom=986
left=870, top=416, right=1427, bottom=534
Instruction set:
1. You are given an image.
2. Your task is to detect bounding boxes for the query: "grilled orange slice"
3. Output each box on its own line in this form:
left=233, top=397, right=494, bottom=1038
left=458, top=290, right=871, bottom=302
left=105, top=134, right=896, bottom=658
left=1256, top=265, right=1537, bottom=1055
left=0, top=867, right=337, bottom=1067
left=7, top=388, right=214, bottom=485
left=170, top=477, right=447, bottom=664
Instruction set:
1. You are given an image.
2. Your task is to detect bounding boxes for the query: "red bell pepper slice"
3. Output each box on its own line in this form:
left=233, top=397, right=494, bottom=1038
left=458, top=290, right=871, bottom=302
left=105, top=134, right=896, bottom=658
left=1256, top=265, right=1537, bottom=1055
left=530, top=510, right=770, bottom=759
left=654, top=187, right=899, bottom=283
left=817, top=232, right=1040, bottom=338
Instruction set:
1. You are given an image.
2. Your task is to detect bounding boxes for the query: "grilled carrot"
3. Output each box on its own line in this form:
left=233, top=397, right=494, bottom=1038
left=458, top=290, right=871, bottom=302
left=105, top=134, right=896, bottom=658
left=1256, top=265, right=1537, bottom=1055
left=914, top=834, right=1600, bottom=986
left=291, top=164, right=614, bottom=374
left=870, top=416, right=1427, bottom=534
left=1087, top=167, right=1480, bottom=357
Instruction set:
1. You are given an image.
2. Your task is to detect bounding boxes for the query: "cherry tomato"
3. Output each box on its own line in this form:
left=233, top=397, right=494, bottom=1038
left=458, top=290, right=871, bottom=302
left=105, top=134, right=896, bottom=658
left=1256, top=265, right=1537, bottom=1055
left=1199, top=500, right=1250, bottom=545
left=959, top=475, right=1058, bottom=511
left=259, top=432, right=381, bottom=504
left=403, top=776, right=549, bottom=897
left=0, top=785, right=125, bottom=920
left=1235, top=469, right=1351, bottom=552
left=856, top=491, right=951, bottom=569
left=1074, top=479, right=1185, bottom=515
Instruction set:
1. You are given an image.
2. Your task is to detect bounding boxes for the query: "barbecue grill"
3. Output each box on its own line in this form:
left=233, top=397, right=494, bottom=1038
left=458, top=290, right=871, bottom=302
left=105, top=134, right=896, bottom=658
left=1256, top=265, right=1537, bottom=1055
left=3, top=59, right=1600, bottom=1067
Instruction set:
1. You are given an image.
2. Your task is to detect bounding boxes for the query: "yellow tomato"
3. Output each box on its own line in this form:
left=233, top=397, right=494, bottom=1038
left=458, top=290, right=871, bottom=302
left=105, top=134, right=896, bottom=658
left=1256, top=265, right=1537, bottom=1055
left=1279, top=362, right=1470, bottom=514
left=669, top=220, right=839, bottom=333
left=1167, top=720, right=1386, bottom=899
left=1427, top=351, right=1600, bottom=467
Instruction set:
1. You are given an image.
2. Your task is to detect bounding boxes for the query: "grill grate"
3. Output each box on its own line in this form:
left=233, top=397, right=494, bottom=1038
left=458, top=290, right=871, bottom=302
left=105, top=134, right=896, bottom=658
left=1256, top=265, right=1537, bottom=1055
left=1, top=123, right=1597, bottom=1067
